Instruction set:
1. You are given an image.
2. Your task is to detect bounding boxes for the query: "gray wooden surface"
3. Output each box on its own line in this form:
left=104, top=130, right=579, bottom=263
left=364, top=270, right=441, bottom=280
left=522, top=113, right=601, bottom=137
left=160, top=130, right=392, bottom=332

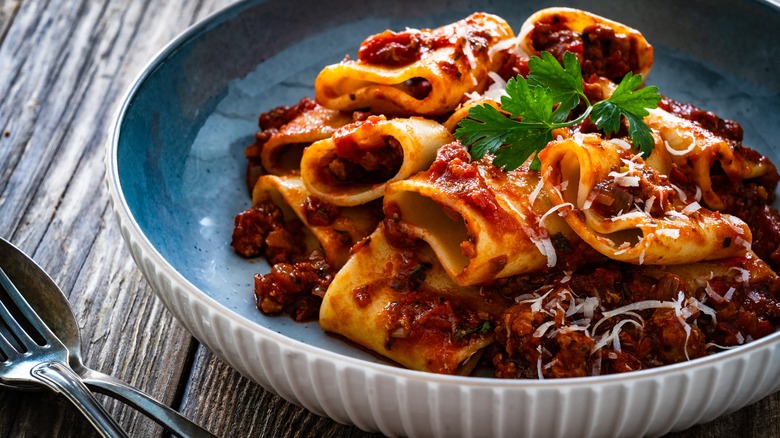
left=0, top=0, right=777, bottom=437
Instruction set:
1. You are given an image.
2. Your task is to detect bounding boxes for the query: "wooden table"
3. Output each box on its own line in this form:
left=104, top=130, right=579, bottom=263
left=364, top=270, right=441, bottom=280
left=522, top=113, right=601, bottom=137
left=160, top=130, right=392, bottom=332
left=0, top=1, right=778, bottom=436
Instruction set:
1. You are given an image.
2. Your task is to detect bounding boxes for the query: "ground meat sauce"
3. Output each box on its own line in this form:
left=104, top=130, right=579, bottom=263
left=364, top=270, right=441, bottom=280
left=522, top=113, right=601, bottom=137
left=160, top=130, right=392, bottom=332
left=403, top=77, right=433, bottom=100
left=357, top=17, right=493, bottom=69
left=231, top=200, right=332, bottom=321
left=231, top=201, right=284, bottom=258
left=530, top=20, right=635, bottom=82
left=496, top=52, right=531, bottom=82
left=243, top=98, right=318, bottom=191
left=254, top=252, right=334, bottom=321
left=491, top=262, right=780, bottom=378
left=380, top=208, right=420, bottom=249
left=358, top=30, right=424, bottom=66
left=658, top=97, right=743, bottom=143
left=303, top=196, right=340, bottom=226
left=231, top=201, right=307, bottom=265
left=323, top=118, right=404, bottom=185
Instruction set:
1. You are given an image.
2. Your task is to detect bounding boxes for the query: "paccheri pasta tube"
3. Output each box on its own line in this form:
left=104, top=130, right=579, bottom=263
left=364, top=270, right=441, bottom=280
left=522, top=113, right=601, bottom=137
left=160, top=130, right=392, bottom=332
left=314, top=13, right=514, bottom=116
left=383, top=142, right=580, bottom=286
left=537, top=133, right=752, bottom=265
left=644, top=108, right=778, bottom=211
left=517, top=7, right=654, bottom=82
left=233, top=174, right=381, bottom=269
left=300, top=115, right=453, bottom=206
left=260, top=103, right=352, bottom=176
left=319, top=227, right=508, bottom=375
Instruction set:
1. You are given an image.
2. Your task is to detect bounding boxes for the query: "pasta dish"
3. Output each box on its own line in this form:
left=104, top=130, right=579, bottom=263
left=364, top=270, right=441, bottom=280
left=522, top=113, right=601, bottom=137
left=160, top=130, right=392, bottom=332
left=231, top=8, right=780, bottom=378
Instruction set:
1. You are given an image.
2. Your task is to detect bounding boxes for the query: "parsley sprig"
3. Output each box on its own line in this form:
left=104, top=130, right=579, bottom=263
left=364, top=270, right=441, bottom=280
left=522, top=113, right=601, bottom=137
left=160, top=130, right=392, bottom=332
left=455, top=51, right=661, bottom=171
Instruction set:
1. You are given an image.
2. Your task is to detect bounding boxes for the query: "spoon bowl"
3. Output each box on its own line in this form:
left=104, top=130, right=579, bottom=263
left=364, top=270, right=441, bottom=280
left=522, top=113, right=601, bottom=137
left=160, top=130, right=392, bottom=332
left=0, top=237, right=215, bottom=437
left=0, top=241, right=82, bottom=385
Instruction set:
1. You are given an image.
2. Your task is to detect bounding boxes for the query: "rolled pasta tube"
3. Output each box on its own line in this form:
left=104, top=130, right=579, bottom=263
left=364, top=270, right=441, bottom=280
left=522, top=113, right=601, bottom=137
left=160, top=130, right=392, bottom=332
left=300, top=115, right=453, bottom=206
left=538, top=133, right=752, bottom=265
left=319, top=227, right=507, bottom=375
left=252, top=174, right=380, bottom=268
left=314, top=13, right=514, bottom=116
left=383, top=142, right=576, bottom=286
left=517, top=7, right=654, bottom=82
left=644, top=108, right=778, bottom=211
left=260, top=103, right=352, bottom=176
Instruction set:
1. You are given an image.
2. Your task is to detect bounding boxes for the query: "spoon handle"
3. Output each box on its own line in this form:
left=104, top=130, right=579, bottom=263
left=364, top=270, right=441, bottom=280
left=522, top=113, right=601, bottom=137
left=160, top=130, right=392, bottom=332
left=32, top=362, right=129, bottom=438
left=80, top=369, right=216, bottom=438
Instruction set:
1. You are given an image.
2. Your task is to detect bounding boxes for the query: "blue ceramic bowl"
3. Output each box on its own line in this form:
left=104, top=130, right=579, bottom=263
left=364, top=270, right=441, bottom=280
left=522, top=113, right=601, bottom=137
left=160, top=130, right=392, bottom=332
left=107, top=1, right=780, bottom=436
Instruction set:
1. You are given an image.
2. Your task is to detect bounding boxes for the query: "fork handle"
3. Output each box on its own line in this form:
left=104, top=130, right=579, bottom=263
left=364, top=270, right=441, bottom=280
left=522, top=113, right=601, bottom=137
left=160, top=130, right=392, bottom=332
left=81, top=369, right=217, bottom=437
left=32, top=362, right=129, bottom=438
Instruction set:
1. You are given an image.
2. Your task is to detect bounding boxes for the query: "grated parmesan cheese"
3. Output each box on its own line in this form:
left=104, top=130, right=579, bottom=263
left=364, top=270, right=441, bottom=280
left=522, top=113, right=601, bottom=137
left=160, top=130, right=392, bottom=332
left=528, top=178, right=545, bottom=207
left=533, top=320, right=556, bottom=338
left=704, top=281, right=724, bottom=304
left=670, top=183, right=687, bottom=202
left=505, top=202, right=558, bottom=267
left=592, top=318, right=642, bottom=353
left=656, top=229, right=680, bottom=238
left=723, top=287, right=736, bottom=302
left=539, top=202, right=573, bottom=227
left=664, top=133, right=697, bottom=156
left=681, top=202, right=701, bottom=214
left=611, top=211, right=650, bottom=222
left=611, top=174, right=641, bottom=187
left=609, top=138, right=632, bottom=150
left=644, top=195, right=656, bottom=214
left=456, top=26, right=477, bottom=71
left=735, top=236, right=752, bottom=251
left=487, top=36, right=518, bottom=58
left=536, top=345, right=545, bottom=380
left=729, top=267, right=750, bottom=284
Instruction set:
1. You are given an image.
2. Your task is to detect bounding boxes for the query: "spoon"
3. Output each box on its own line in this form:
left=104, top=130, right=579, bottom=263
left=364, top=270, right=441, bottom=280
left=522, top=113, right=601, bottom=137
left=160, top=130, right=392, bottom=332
left=0, top=237, right=215, bottom=437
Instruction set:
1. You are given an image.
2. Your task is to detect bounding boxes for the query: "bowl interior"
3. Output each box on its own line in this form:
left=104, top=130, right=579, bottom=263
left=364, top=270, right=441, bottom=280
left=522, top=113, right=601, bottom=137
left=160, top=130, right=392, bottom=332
left=116, top=0, right=780, bottom=366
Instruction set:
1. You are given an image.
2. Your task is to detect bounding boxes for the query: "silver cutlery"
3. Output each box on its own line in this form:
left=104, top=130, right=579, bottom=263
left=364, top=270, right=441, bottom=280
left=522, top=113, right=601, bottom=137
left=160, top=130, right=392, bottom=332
left=0, top=237, right=216, bottom=437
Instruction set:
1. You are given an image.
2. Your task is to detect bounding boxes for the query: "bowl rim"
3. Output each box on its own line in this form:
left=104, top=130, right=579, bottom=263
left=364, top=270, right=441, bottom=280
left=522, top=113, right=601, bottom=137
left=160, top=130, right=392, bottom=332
left=105, top=0, right=780, bottom=392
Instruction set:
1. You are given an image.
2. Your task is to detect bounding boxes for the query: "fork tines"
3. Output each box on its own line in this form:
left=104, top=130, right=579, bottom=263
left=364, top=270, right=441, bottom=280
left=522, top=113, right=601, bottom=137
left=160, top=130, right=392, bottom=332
left=0, top=267, right=53, bottom=361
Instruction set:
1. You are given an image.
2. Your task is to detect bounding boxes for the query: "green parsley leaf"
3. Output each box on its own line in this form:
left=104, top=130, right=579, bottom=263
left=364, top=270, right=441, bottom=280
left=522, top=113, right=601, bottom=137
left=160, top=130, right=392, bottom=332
left=455, top=78, right=556, bottom=172
left=456, top=104, right=522, bottom=160
left=454, top=51, right=661, bottom=171
left=500, top=75, right=554, bottom=123
left=492, top=126, right=551, bottom=171
left=527, top=51, right=584, bottom=121
left=591, top=72, right=661, bottom=157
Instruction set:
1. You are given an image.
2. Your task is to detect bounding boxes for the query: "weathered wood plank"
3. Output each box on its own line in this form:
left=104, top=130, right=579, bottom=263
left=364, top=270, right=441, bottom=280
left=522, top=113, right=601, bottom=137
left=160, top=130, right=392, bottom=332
left=0, top=0, right=230, bottom=436
left=180, top=346, right=381, bottom=438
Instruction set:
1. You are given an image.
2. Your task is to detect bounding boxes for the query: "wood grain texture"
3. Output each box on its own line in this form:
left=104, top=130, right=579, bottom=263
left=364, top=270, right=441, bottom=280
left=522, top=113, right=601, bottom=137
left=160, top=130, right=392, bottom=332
left=0, top=0, right=778, bottom=437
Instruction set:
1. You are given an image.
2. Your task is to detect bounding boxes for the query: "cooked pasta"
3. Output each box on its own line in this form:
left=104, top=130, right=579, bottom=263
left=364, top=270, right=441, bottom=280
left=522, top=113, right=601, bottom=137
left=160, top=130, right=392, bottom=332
left=231, top=8, right=780, bottom=378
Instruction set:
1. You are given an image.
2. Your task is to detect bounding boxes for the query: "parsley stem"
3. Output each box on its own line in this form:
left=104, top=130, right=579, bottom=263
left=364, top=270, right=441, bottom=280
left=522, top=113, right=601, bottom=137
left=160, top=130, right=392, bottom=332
left=550, top=105, right=592, bottom=130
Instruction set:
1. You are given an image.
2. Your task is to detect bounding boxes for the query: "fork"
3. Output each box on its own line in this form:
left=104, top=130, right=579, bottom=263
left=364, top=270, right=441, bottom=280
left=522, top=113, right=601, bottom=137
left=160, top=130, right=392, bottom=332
left=0, top=266, right=128, bottom=437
